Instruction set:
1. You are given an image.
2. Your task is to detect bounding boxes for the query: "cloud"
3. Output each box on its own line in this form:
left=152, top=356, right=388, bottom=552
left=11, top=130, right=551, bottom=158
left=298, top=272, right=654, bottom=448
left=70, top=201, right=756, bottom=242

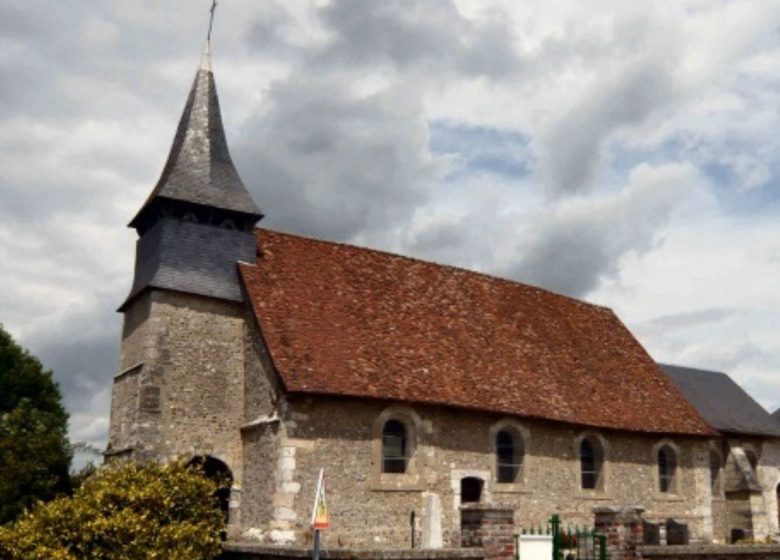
left=540, top=58, right=681, bottom=196
left=315, top=0, right=522, bottom=79
left=234, top=75, right=442, bottom=243
left=642, top=308, right=738, bottom=333
left=506, top=162, right=700, bottom=296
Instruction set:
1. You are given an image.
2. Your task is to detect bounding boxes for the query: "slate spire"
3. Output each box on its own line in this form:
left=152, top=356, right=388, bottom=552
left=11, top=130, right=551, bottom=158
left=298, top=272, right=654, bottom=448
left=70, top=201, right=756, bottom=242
left=120, top=32, right=261, bottom=310
left=129, top=38, right=261, bottom=231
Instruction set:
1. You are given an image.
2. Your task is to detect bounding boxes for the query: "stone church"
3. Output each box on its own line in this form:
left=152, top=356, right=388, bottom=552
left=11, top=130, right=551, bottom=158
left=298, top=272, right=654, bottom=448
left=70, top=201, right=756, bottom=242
left=106, top=40, right=780, bottom=548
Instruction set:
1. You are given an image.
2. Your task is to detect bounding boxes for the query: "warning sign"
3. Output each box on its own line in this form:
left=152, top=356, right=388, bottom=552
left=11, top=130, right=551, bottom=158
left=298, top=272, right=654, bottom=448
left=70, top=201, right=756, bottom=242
left=311, top=468, right=329, bottom=530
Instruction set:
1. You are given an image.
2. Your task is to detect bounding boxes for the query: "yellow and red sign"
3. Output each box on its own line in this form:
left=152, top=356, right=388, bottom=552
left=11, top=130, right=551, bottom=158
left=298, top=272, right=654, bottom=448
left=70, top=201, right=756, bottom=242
left=311, top=468, right=329, bottom=530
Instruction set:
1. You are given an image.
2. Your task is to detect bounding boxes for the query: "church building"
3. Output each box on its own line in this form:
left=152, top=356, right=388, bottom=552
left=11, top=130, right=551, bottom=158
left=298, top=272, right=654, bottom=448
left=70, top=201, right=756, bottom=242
left=106, top=39, right=780, bottom=548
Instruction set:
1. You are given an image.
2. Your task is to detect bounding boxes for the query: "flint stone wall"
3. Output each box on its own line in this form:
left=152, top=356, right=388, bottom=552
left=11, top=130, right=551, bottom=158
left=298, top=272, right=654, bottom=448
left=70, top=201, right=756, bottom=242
left=239, top=396, right=713, bottom=549
left=108, top=290, right=247, bottom=486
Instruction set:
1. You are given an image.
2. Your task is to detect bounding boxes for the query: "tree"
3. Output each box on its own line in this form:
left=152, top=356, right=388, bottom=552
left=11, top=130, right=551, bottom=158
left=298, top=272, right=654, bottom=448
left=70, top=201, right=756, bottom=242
left=0, top=324, right=71, bottom=524
left=0, top=462, right=225, bottom=560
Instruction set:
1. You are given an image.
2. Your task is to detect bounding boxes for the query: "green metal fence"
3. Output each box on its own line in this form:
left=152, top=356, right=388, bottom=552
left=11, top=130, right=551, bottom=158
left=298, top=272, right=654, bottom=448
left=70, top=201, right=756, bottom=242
left=550, top=515, right=607, bottom=560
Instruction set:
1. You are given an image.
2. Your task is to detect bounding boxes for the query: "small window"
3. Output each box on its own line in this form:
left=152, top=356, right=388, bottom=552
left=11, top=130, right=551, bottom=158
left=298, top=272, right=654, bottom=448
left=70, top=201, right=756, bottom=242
left=658, top=446, right=677, bottom=493
left=496, top=429, right=522, bottom=483
left=382, top=420, right=407, bottom=473
left=461, top=477, right=484, bottom=503
left=580, top=437, right=603, bottom=490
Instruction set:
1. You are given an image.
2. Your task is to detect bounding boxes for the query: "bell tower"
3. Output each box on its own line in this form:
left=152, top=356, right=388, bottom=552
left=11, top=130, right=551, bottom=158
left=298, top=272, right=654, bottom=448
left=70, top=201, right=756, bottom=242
left=107, top=32, right=261, bottom=478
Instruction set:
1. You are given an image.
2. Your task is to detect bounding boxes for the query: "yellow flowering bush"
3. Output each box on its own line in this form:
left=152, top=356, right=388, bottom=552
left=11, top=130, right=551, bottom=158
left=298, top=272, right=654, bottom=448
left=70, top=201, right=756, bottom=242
left=0, top=461, right=224, bottom=560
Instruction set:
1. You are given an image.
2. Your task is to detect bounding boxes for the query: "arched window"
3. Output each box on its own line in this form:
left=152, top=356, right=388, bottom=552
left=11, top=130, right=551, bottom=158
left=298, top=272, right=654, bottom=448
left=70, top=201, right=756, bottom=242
left=382, top=419, right=407, bottom=473
left=658, top=445, right=677, bottom=493
left=496, top=429, right=523, bottom=483
left=709, top=451, right=721, bottom=494
left=580, top=437, right=604, bottom=490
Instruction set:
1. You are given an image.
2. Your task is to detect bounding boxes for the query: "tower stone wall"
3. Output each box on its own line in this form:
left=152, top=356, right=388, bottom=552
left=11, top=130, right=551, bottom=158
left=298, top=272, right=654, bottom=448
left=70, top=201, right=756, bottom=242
left=108, top=291, right=247, bottom=477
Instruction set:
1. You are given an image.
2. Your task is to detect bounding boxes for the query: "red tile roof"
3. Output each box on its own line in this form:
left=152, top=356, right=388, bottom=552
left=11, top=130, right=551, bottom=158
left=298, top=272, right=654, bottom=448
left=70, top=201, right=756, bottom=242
left=239, top=229, right=714, bottom=436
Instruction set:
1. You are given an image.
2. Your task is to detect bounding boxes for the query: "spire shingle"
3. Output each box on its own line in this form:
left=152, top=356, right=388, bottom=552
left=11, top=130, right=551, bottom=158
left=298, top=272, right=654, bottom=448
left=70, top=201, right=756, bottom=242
left=129, top=41, right=261, bottom=229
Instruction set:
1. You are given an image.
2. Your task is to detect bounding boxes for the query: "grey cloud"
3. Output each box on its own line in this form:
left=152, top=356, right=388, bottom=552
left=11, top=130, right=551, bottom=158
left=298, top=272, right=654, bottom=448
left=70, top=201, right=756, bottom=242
left=645, top=308, right=738, bottom=331
left=505, top=163, right=696, bottom=297
left=233, top=75, right=440, bottom=242
left=541, top=58, right=680, bottom=196
left=313, top=0, right=521, bottom=79
left=406, top=220, right=466, bottom=259
left=30, top=320, right=120, bottom=414
left=679, top=341, right=768, bottom=378
left=247, top=4, right=298, bottom=55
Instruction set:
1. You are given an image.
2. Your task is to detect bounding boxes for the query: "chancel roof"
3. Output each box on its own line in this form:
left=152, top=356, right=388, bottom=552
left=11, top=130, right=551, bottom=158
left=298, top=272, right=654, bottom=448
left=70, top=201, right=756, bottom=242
left=662, top=364, right=780, bottom=437
left=240, top=229, right=715, bottom=436
left=129, top=43, right=261, bottom=228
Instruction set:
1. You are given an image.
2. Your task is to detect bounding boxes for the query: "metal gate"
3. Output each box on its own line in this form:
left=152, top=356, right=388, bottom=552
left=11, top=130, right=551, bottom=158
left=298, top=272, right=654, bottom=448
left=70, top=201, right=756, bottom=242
left=550, top=514, right=607, bottom=560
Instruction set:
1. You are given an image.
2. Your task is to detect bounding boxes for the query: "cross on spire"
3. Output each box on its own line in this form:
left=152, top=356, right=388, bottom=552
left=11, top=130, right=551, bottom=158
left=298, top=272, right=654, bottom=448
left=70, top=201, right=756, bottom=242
left=207, top=0, right=218, bottom=42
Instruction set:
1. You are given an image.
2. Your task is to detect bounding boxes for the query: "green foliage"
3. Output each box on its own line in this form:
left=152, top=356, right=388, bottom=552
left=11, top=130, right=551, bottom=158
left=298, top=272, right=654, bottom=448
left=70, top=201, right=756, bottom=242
left=0, top=461, right=225, bottom=560
left=0, top=325, right=71, bottom=524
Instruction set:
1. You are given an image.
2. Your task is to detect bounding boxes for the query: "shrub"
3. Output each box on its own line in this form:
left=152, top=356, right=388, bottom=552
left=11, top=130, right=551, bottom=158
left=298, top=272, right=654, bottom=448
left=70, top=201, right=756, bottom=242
left=0, top=461, right=224, bottom=560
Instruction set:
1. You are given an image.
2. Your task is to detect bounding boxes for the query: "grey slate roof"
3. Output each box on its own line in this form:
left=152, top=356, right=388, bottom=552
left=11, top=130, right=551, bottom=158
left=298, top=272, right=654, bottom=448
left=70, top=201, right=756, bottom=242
left=129, top=43, right=261, bottom=228
left=119, top=218, right=257, bottom=311
left=661, top=364, right=780, bottom=437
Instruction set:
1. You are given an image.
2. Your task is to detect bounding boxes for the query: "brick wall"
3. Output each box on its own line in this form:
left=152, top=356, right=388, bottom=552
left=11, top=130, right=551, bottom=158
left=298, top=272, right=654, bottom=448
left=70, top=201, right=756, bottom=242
left=594, top=507, right=645, bottom=560
left=459, top=505, right=514, bottom=560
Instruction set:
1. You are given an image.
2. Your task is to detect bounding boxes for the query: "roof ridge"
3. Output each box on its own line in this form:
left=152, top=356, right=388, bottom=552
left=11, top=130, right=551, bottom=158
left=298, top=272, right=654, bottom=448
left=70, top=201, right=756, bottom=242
left=255, top=227, right=614, bottom=313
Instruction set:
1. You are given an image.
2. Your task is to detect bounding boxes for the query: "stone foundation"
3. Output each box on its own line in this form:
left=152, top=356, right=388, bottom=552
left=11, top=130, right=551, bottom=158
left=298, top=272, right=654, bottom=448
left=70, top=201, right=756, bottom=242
left=639, top=544, right=780, bottom=560
left=221, top=544, right=484, bottom=560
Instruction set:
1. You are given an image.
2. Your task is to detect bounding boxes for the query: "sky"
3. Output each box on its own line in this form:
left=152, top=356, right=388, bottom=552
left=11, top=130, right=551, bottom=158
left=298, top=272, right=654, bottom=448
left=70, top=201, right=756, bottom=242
left=1, top=0, right=779, bottom=455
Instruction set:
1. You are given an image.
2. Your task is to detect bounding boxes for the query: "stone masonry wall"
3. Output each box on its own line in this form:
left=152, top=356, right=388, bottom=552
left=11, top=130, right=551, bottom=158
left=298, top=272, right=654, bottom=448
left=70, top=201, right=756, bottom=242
left=640, top=544, right=780, bottom=560
left=110, top=290, right=247, bottom=487
left=758, top=440, right=780, bottom=539
left=239, top=396, right=713, bottom=549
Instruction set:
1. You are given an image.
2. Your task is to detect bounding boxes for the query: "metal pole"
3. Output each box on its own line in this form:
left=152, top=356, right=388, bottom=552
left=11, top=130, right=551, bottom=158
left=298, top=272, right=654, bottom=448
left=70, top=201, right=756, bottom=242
left=313, top=529, right=321, bottom=560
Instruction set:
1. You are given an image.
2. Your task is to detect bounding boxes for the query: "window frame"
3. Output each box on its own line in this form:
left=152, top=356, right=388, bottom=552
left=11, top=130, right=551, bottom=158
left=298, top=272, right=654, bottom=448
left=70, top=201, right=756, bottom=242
left=652, top=439, right=681, bottom=497
left=575, top=432, right=608, bottom=495
left=381, top=419, right=408, bottom=474
left=371, top=406, right=423, bottom=491
left=489, top=420, right=530, bottom=492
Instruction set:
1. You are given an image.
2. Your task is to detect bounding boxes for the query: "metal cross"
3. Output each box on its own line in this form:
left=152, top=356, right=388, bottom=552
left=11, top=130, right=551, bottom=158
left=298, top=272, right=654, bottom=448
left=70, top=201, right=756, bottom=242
left=207, top=0, right=218, bottom=42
